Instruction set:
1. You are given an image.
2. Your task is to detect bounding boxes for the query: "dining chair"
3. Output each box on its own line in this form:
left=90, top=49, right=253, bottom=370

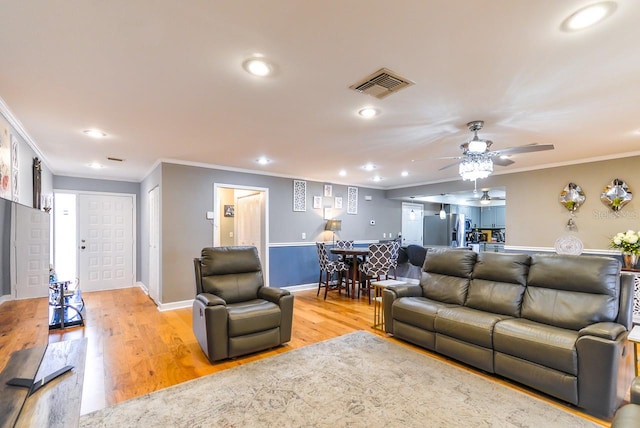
left=388, top=238, right=402, bottom=279
left=358, top=243, right=393, bottom=303
left=316, top=242, right=349, bottom=299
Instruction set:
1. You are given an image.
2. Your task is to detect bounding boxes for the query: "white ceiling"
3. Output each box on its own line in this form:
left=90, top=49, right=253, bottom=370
left=1, top=1, right=639, bottom=189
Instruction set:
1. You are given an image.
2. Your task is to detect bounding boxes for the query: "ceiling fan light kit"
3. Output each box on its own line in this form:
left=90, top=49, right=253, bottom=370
left=459, top=154, right=493, bottom=181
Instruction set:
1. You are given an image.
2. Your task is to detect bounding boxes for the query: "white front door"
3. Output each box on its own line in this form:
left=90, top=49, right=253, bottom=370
left=148, top=186, right=160, bottom=303
left=401, top=202, right=424, bottom=246
left=13, top=204, right=50, bottom=299
left=78, top=194, right=135, bottom=292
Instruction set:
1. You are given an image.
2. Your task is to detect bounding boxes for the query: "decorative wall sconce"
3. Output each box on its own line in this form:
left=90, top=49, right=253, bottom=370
left=559, top=182, right=585, bottom=231
left=601, top=178, right=632, bottom=213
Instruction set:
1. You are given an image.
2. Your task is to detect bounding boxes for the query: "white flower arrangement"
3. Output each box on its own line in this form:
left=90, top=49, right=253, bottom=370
left=610, top=230, right=640, bottom=255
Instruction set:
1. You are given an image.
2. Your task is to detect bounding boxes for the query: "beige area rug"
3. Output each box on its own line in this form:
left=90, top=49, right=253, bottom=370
left=80, top=331, right=601, bottom=428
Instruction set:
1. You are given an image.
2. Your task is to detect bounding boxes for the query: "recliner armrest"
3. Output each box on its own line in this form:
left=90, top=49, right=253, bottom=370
left=385, top=283, right=422, bottom=298
left=578, top=322, right=626, bottom=341
left=196, top=293, right=226, bottom=306
left=258, top=286, right=291, bottom=304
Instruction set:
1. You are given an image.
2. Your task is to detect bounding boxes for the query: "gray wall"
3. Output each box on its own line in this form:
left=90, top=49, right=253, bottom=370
left=52, top=175, right=142, bottom=281
left=386, top=155, right=640, bottom=252
left=142, top=162, right=402, bottom=304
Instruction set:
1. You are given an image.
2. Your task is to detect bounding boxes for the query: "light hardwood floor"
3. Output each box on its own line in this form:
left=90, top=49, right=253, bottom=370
left=0, top=286, right=609, bottom=425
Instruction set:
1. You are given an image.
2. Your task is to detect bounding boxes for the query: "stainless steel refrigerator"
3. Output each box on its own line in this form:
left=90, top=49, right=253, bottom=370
left=423, top=213, right=466, bottom=247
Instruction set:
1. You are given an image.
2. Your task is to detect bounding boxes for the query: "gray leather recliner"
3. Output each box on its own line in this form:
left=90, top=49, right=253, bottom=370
left=193, top=246, right=294, bottom=362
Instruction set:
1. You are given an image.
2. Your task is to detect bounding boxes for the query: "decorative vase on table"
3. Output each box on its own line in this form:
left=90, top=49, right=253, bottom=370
left=623, top=253, right=638, bottom=270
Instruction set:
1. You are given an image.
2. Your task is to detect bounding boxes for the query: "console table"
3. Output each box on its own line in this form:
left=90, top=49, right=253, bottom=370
left=49, top=280, right=85, bottom=330
left=0, top=338, right=87, bottom=428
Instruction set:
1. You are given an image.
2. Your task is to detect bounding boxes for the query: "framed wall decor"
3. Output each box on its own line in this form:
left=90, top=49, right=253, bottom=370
left=313, top=195, right=322, bottom=209
left=324, top=184, right=332, bottom=197
left=334, top=196, right=342, bottom=209
left=10, top=134, right=18, bottom=202
left=293, top=179, right=307, bottom=211
left=347, top=186, right=358, bottom=214
left=0, top=128, right=11, bottom=200
left=224, top=205, right=235, bottom=217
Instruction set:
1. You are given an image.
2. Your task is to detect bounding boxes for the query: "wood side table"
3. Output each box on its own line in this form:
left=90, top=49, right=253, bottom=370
left=629, top=325, right=640, bottom=377
left=371, top=279, right=406, bottom=331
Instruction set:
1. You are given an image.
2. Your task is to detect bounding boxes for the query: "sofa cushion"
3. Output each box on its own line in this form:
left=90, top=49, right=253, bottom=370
left=435, top=306, right=511, bottom=348
left=392, top=297, right=453, bottom=331
left=227, top=299, right=281, bottom=336
left=466, top=253, right=530, bottom=316
left=421, top=249, right=477, bottom=305
left=494, top=318, right=578, bottom=375
left=522, top=254, right=621, bottom=330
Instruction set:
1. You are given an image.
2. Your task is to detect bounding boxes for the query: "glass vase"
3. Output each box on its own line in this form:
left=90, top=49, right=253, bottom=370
left=622, top=253, right=638, bottom=269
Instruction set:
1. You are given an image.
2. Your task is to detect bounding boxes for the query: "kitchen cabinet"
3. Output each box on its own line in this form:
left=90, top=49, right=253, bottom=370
left=480, top=206, right=505, bottom=228
left=482, top=243, right=505, bottom=253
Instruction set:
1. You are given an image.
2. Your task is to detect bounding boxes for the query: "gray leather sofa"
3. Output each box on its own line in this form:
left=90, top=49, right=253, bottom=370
left=193, top=246, right=294, bottom=362
left=383, top=249, right=635, bottom=417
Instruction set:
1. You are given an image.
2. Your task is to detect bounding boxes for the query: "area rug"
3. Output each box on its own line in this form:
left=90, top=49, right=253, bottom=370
left=80, top=331, right=601, bottom=427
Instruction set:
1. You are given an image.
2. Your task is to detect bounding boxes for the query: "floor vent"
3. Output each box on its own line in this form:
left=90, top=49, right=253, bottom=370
left=349, top=68, right=414, bottom=99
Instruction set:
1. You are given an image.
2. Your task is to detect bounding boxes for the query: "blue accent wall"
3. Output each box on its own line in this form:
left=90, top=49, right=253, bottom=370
left=269, top=245, right=319, bottom=287
left=268, top=242, right=373, bottom=288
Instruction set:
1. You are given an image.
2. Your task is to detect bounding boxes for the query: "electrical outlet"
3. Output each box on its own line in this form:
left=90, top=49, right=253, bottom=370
left=383, top=233, right=386, bottom=238
left=206, top=211, right=214, bottom=220
left=389, top=232, right=393, bottom=238
left=302, top=232, right=306, bottom=240
left=229, top=231, right=233, bottom=238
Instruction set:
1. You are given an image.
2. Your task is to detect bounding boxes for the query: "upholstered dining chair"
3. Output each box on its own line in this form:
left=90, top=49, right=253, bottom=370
left=388, top=238, right=402, bottom=279
left=316, top=242, right=349, bottom=299
left=358, top=243, right=393, bottom=303
left=193, top=246, right=294, bottom=363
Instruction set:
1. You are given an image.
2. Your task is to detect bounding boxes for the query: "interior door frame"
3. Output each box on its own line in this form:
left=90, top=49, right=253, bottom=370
left=213, top=183, right=269, bottom=286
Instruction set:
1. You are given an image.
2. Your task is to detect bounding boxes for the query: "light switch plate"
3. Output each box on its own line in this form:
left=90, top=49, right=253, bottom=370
left=206, top=211, right=214, bottom=220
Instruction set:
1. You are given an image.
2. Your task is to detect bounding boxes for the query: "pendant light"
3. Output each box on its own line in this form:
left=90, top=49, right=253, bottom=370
left=439, top=203, right=446, bottom=219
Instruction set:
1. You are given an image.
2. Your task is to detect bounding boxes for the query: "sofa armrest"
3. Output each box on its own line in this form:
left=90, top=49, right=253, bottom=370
left=578, top=322, right=627, bottom=341
left=196, top=293, right=226, bottom=306
left=631, top=377, right=640, bottom=404
left=258, top=286, right=291, bottom=304
left=382, top=284, right=422, bottom=334
left=385, top=283, right=422, bottom=299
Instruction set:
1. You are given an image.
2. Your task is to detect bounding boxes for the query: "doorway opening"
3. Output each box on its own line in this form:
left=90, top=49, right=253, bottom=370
left=401, top=202, right=424, bottom=247
left=213, top=183, right=269, bottom=285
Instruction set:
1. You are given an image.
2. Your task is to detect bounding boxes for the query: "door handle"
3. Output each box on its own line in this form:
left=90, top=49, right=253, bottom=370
left=80, top=246, right=86, bottom=250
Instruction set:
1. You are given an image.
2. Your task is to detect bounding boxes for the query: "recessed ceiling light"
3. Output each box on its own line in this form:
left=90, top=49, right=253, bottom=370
left=401, top=171, right=409, bottom=177
left=362, top=163, right=376, bottom=171
left=562, top=2, right=616, bottom=31
left=372, top=175, right=382, bottom=182
left=84, top=129, right=107, bottom=138
left=256, top=157, right=270, bottom=165
left=243, top=57, right=273, bottom=77
left=358, top=107, right=379, bottom=118
left=88, top=162, right=104, bottom=169
left=339, top=169, right=347, bottom=177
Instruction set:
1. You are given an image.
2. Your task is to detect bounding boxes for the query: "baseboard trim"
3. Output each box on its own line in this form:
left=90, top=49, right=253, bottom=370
left=0, top=294, right=11, bottom=306
left=282, top=283, right=317, bottom=293
left=158, top=299, right=193, bottom=312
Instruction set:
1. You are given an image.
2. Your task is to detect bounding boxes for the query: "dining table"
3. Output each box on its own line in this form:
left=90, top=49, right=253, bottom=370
left=330, top=247, right=369, bottom=299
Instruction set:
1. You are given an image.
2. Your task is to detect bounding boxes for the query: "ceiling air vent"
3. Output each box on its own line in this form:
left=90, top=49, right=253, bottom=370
left=349, top=68, right=414, bottom=99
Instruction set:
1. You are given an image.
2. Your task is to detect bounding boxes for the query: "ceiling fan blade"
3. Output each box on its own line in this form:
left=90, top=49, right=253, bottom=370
left=438, top=160, right=461, bottom=171
left=495, top=143, right=554, bottom=156
left=493, top=157, right=515, bottom=167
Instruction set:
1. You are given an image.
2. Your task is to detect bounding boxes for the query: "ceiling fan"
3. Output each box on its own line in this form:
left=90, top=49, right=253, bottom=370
left=440, top=120, right=555, bottom=179
left=468, top=189, right=506, bottom=205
